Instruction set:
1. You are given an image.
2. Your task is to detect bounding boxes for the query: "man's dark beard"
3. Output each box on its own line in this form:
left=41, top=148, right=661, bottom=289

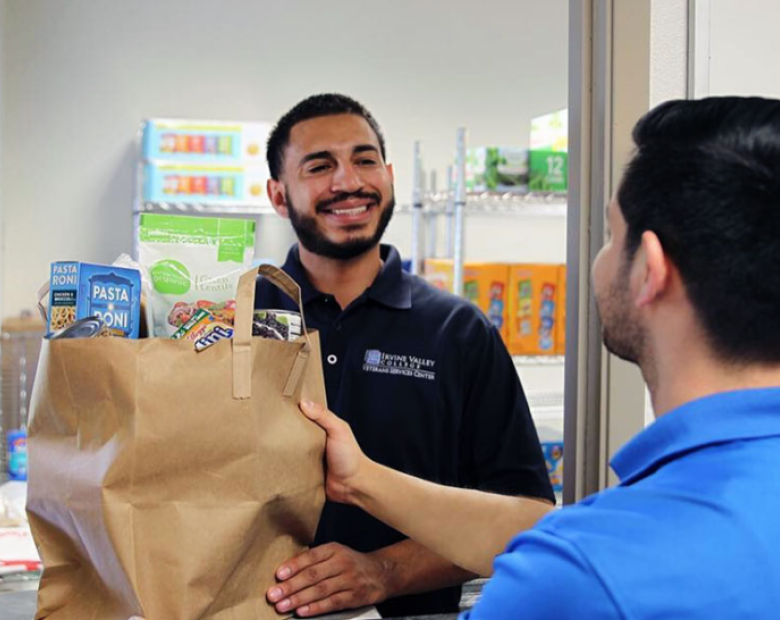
left=599, top=265, right=645, bottom=365
left=286, top=189, right=395, bottom=260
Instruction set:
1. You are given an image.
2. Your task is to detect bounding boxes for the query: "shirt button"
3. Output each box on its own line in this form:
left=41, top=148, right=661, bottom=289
left=327, top=354, right=338, bottom=365
left=335, top=323, right=342, bottom=331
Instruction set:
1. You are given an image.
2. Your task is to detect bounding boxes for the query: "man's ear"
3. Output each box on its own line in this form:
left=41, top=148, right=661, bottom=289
left=267, top=179, right=289, bottom=218
left=386, top=162, right=395, bottom=184
left=635, top=231, right=669, bottom=307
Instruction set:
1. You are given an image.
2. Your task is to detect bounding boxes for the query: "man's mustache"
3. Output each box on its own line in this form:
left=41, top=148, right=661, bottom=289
left=316, top=191, right=382, bottom=212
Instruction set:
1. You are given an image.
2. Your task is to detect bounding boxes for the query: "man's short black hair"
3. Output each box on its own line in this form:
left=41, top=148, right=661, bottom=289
left=266, top=93, right=387, bottom=180
left=618, top=96, right=780, bottom=363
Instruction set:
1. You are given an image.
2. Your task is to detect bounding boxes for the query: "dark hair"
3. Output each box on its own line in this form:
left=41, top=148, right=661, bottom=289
left=618, top=96, right=780, bottom=363
left=266, top=93, right=387, bottom=180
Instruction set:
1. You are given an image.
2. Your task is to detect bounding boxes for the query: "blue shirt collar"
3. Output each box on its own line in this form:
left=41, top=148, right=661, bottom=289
left=280, top=244, right=412, bottom=310
left=611, top=387, right=780, bottom=486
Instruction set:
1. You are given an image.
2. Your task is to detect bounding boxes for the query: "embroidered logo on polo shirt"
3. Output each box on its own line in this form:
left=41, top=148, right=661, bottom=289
left=363, top=349, right=436, bottom=381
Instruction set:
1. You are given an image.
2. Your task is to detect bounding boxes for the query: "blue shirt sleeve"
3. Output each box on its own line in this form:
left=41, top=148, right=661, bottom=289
left=460, top=525, right=622, bottom=620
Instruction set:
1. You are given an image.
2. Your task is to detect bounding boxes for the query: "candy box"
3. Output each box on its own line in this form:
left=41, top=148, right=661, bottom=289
left=48, top=262, right=142, bottom=338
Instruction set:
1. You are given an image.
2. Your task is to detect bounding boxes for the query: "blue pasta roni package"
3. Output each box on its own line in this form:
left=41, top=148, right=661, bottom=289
left=48, top=262, right=142, bottom=338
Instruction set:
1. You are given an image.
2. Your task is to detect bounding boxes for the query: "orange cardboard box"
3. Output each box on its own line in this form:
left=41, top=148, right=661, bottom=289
left=424, top=259, right=510, bottom=341
left=507, top=264, right=561, bottom=356
left=556, top=265, right=566, bottom=355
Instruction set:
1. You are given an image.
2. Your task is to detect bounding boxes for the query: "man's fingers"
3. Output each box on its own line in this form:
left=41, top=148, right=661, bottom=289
left=300, top=400, right=341, bottom=432
left=272, top=545, right=331, bottom=582
left=271, top=577, right=353, bottom=616
left=267, top=556, right=343, bottom=604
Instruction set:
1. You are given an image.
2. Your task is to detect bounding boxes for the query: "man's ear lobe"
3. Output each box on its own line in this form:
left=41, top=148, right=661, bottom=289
left=267, top=179, right=289, bottom=218
left=636, top=231, right=669, bottom=307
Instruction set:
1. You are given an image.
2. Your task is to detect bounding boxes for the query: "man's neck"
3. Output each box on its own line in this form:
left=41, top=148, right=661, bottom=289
left=648, top=351, right=780, bottom=418
left=298, top=244, right=384, bottom=310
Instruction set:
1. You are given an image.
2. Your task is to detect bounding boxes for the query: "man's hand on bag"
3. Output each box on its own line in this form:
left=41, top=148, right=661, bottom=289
left=266, top=542, right=389, bottom=616
left=299, top=400, right=367, bottom=504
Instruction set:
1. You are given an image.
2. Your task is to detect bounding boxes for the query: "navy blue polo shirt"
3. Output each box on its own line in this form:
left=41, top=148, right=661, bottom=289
left=255, top=244, right=553, bottom=618
left=464, top=387, right=780, bottom=619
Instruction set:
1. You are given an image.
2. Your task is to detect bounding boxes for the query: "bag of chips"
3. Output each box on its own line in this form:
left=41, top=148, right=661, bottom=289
left=138, top=214, right=256, bottom=337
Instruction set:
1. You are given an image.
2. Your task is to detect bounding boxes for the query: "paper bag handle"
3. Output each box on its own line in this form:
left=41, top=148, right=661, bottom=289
left=233, top=264, right=312, bottom=400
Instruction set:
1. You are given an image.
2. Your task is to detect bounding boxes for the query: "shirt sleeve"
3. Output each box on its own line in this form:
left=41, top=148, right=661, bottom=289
left=459, top=322, right=555, bottom=502
left=460, top=527, right=622, bottom=620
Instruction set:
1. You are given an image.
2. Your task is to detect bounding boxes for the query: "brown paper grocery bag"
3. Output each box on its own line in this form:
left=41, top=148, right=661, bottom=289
left=26, top=265, right=326, bottom=620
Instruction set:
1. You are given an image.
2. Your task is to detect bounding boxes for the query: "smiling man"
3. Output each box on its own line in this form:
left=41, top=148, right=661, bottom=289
left=254, top=94, right=554, bottom=618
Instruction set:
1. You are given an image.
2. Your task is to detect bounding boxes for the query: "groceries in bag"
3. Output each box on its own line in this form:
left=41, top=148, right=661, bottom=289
left=138, top=214, right=255, bottom=337
left=47, top=261, right=142, bottom=338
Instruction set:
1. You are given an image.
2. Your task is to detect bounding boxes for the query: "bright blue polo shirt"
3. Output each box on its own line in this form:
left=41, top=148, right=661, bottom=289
left=464, top=387, right=780, bottom=619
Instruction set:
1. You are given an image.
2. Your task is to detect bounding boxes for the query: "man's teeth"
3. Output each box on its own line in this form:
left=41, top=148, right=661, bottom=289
left=330, top=206, right=368, bottom=215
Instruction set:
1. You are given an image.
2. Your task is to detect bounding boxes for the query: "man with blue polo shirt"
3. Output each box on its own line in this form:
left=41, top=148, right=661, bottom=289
left=298, top=96, right=780, bottom=619
left=255, top=93, right=554, bottom=618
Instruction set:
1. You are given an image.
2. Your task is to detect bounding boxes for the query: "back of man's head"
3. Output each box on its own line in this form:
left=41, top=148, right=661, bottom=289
left=618, top=96, right=780, bottom=364
left=266, top=93, right=386, bottom=181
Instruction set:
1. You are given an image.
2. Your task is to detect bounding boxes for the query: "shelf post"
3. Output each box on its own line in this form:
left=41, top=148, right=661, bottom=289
left=410, top=141, right=424, bottom=275
left=452, top=128, right=467, bottom=297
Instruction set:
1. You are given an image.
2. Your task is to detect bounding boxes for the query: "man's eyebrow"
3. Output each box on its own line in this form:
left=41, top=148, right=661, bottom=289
left=354, top=144, right=380, bottom=155
left=299, top=150, right=335, bottom=166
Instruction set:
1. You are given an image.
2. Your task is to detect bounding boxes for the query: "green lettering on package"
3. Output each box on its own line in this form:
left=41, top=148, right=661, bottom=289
left=150, top=259, right=191, bottom=294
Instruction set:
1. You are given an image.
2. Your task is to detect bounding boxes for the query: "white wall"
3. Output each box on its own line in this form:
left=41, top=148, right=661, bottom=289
left=708, top=0, right=780, bottom=98
left=0, top=0, right=568, bottom=318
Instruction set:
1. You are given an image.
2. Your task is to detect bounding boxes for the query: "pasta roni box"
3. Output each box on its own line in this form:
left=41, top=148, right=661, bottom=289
left=48, top=262, right=142, bottom=338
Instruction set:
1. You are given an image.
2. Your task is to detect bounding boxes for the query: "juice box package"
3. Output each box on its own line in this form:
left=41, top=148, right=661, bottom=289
left=528, top=150, right=568, bottom=193
left=48, top=262, right=142, bottom=338
left=556, top=265, right=567, bottom=355
left=138, top=214, right=255, bottom=338
left=529, top=108, right=568, bottom=194
left=424, top=259, right=510, bottom=340
left=507, top=264, right=561, bottom=355
left=143, top=162, right=269, bottom=205
left=466, top=147, right=529, bottom=193
left=141, top=119, right=271, bottom=164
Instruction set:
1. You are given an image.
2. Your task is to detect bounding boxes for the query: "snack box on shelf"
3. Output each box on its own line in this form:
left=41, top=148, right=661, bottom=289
left=424, top=259, right=510, bottom=341
left=556, top=265, right=567, bottom=355
left=529, top=108, right=568, bottom=194
left=141, top=119, right=271, bottom=164
left=507, top=264, right=563, bottom=356
left=143, top=162, right=269, bottom=205
left=466, top=147, right=529, bottom=194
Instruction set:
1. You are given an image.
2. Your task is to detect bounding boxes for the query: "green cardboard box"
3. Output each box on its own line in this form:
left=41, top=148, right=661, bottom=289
left=466, top=147, right=529, bottom=193
left=529, top=150, right=568, bottom=193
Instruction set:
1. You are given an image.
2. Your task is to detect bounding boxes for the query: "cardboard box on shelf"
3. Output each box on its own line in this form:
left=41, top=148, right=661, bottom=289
left=529, top=108, right=568, bottom=194
left=507, top=264, right=561, bottom=356
left=466, top=147, right=529, bottom=194
left=529, top=150, right=568, bottom=193
left=556, top=265, right=566, bottom=355
left=530, top=109, right=568, bottom=153
left=424, top=259, right=510, bottom=341
left=142, top=119, right=271, bottom=164
left=143, top=162, right=269, bottom=205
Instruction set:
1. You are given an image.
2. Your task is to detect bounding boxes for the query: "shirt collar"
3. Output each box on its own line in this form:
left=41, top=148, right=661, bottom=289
left=611, top=387, right=780, bottom=486
left=280, top=244, right=412, bottom=310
